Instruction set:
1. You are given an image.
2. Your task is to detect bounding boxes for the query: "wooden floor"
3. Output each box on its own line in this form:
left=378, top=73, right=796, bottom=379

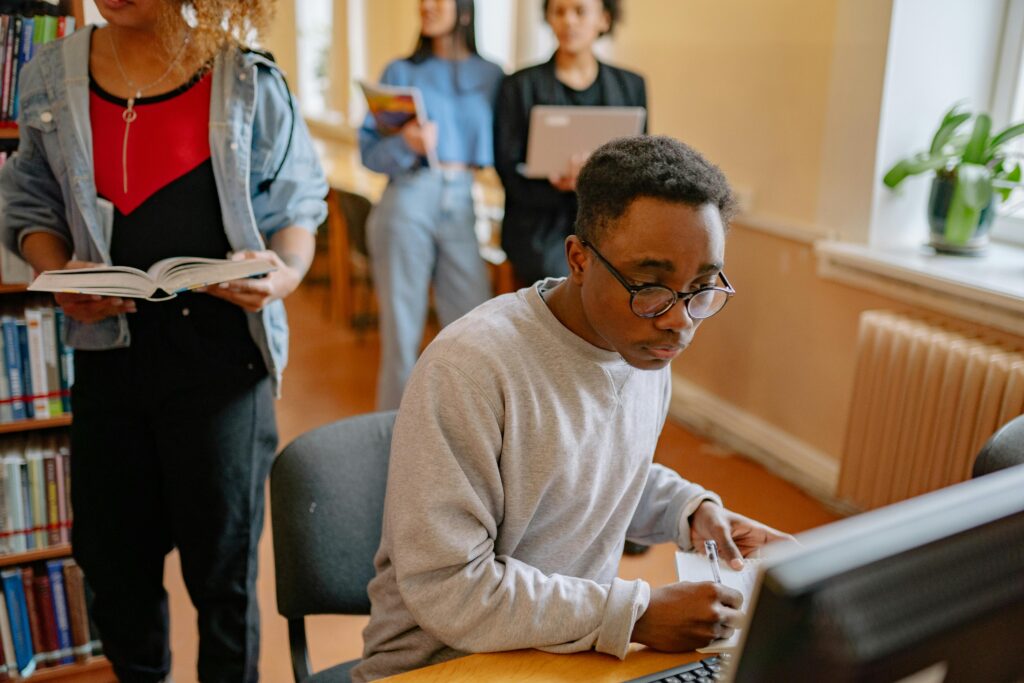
left=162, top=283, right=840, bottom=682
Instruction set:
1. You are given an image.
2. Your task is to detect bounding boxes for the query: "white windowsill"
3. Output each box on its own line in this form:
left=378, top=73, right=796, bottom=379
left=815, top=240, right=1024, bottom=337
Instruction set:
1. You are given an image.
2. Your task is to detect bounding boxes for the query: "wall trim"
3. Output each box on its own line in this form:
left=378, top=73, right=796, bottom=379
left=734, top=213, right=832, bottom=245
left=670, top=377, right=846, bottom=509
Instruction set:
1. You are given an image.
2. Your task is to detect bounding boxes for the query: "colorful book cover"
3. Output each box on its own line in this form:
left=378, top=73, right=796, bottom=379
left=63, top=16, right=75, bottom=35
left=1, top=568, right=36, bottom=677
left=39, top=15, right=57, bottom=46
left=0, top=318, right=23, bottom=421
left=15, top=319, right=33, bottom=419
left=53, top=308, right=72, bottom=414
left=0, top=17, right=14, bottom=125
left=357, top=80, right=438, bottom=168
left=19, top=568, right=45, bottom=669
left=5, top=17, right=21, bottom=124
left=39, top=308, right=61, bottom=416
left=44, top=560, right=72, bottom=665
left=31, top=575, right=58, bottom=668
left=23, top=307, right=49, bottom=419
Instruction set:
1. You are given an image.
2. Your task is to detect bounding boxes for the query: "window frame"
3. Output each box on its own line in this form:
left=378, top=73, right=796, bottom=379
left=990, top=0, right=1024, bottom=247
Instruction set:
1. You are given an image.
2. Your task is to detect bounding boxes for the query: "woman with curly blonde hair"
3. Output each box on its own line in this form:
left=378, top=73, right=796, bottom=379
left=0, top=0, right=327, bottom=680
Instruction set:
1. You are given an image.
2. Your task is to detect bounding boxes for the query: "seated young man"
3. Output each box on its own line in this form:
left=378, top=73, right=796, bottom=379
left=352, top=136, right=789, bottom=682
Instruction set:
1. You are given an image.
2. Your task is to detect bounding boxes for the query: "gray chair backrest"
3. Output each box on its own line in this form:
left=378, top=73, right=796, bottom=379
left=272, top=411, right=396, bottom=618
left=973, top=414, right=1024, bottom=478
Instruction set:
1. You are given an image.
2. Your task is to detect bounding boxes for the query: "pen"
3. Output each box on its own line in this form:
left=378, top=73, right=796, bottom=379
left=705, top=540, right=722, bottom=583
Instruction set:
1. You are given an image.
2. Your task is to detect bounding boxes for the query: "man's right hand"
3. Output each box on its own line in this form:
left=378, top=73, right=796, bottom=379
left=631, top=581, right=744, bottom=652
left=53, top=260, right=136, bottom=323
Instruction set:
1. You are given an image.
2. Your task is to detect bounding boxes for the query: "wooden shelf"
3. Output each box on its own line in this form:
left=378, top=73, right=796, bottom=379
left=0, top=283, right=29, bottom=293
left=0, top=544, right=71, bottom=568
left=0, top=415, right=71, bottom=435
left=25, top=657, right=114, bottom=682
left=0, top=128, right=18, bottom=140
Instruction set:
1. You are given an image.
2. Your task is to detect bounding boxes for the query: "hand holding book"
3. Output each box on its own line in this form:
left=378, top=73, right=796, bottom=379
left=201, top=249, right=300, bottom=313
left=46, top=260, right=137, bottom=323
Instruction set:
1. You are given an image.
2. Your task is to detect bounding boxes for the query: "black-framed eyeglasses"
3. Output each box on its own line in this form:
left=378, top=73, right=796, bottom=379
left=581, top=240, right=735, bottom=320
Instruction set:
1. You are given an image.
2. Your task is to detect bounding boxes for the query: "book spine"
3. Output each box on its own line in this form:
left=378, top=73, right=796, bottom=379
left=53, top=308, right=71, bottom=414
left=31, top=575, right=57, bottom=669
left=0, top=17, right=8, bottom=127
left=60, top=561, right=89, bottom=662
left=1, top=17, right=14, bottom=126
left=0, top=465, right=7, bottom=556
left=1, top=455, right=25, bottom=554
left=63, top=15, right=74, bottom=35
left=23, top=308, right=49, bottom=419
left=6, top=17, right=20, bottom=124
left=16, top=319, right=33, bottom=419
left=19, top=569, right=44, bottom=669
left=44, top=560, right=72, bottom=665
left=43, top=451, right=58, bottom=545
left=1, top=318, right=25, bottom=422
left=19, top=455, right=33, bottom=550
left=41, top=15, right=57, bottom=46
left=39, top=308, right=61, bottom=417
left=53, top=445, right=68, bottom=545
left=0, top=592, right=14, bottom=679
left=26, top=443, right=45, bottom=548
left=1, top=569, right=35, bottom=677
left=55, top=15, right=64, bottom=40
left=0, top=331, right=12, bottom=424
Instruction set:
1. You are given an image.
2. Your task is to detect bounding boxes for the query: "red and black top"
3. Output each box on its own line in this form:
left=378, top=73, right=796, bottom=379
left=90, top=70, right=233, bottom=272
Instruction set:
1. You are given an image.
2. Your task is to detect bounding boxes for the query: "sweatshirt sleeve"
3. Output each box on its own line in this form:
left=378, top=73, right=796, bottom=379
left=625, top=464, right=721, bottom=549
left=386, top=356, right=649, bottom=659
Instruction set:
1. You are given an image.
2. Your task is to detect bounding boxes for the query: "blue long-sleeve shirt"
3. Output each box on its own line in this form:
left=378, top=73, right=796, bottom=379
left=360, top=55, right=504, bottom=176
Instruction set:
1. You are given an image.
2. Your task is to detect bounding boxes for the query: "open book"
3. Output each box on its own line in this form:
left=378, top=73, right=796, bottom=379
left=27, top=256, right=276, bottom=302
left=675, top=550, right=762, bottom=653
left=358, top=80, right=438, bottom=169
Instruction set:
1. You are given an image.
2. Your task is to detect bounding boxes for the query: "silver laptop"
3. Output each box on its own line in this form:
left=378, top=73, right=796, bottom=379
left=520, top=105, right=646, bottom=179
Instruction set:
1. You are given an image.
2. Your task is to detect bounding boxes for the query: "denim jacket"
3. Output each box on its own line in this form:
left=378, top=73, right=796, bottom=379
left=0, top=27, right=328, bottom=395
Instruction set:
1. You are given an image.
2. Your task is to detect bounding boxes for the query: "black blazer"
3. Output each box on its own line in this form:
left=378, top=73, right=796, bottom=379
left=494, top=56, right=647, bottom=284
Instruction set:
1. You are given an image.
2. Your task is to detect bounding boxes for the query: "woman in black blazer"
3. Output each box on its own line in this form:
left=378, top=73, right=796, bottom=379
left=494, top=0, right=646, bottom=285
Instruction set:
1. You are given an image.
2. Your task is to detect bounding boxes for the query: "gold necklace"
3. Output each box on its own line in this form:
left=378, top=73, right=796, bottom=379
left=108, top=29, right=192, bottom=194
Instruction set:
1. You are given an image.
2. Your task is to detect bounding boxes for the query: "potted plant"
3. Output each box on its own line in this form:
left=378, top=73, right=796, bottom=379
left=883, top=103, right=1024, bottom=254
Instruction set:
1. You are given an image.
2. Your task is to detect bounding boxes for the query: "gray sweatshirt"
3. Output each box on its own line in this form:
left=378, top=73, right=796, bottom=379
left=352, top=280, right=720, bottom=682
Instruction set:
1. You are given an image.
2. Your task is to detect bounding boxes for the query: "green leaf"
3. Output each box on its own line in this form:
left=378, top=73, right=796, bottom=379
left=944, top=180, right=983, bottom=245
left=930, top=107, right=971, bottom=155
left=996, top=163, right=1022, bottom=201
left=989, top=121, right=1024, bottom=150
left=882, top=154, right=951, bottom=188
left=963, top=114, right=991, bottom=164
left=956, top=163, right=993, bottom=210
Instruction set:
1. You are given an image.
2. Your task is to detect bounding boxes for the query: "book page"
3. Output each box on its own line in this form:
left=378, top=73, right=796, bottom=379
left=153, top=257, right=275, bottom=295
left=675, top=550, right=762, bottom=652
left=28, top=267, right=157, bottom=299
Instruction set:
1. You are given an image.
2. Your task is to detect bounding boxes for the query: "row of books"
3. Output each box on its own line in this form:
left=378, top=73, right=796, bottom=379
left=0, top=433, right=71, bottom=556
left=0, top=559, right=99, bottom=679
left=0, top=7, right=76, bottom=128
left=0, top=301, right=73, bottom=424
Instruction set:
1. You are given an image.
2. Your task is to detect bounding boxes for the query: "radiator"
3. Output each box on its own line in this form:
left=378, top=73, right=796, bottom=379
left=837, top=310, right=1024, bottom=510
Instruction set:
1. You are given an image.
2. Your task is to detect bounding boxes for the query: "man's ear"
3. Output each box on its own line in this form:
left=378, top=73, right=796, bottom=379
left=565, top=236, right=588, bottom=284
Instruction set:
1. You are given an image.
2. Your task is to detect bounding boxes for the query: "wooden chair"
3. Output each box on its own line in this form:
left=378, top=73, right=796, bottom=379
left=325, top=188, right=376, bottom=331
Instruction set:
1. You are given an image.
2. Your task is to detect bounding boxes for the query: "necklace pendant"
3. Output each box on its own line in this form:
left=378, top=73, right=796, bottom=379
left=121, top=95, right=138, bottom=195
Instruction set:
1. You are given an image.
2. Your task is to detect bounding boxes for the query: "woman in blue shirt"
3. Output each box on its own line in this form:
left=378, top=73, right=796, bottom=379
left=360, top=0, right=504, bottom=410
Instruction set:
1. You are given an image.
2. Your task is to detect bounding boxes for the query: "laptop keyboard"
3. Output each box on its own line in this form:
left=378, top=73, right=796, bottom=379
left=623, top=654, right=730, bottom=682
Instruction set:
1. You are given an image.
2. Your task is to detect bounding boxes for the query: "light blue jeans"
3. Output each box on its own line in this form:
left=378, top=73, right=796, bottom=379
left=368, top=168, right=491, bottom=410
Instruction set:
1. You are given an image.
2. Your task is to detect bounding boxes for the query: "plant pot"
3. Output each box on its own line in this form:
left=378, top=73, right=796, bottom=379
left=927, top=174, right=995, bottom=255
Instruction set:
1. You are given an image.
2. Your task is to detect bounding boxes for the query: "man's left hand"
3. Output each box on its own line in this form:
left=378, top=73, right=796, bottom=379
left=202, top=249, right=302, bottom=313
left=690, top=501, right=795, bottom=570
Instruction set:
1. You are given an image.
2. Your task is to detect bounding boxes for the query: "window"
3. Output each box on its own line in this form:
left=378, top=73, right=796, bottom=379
left=295, top=0, right=334, bottom=118
left=991, top=0, right=1024, bottom=247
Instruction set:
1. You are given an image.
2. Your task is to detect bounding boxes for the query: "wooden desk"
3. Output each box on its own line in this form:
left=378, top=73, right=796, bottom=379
left=383, top=646, right=703, bottom=682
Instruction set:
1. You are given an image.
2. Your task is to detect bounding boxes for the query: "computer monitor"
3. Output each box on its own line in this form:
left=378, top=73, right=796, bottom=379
left=730, top=463, right=1024, bottom=682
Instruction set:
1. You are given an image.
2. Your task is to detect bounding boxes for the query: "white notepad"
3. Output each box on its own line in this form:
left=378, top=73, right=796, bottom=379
left=675, top=550, right=762, bottom=653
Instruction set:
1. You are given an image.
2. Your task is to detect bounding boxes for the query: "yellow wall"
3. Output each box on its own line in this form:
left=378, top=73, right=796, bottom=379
left=609, top=1, right=840, bottom=225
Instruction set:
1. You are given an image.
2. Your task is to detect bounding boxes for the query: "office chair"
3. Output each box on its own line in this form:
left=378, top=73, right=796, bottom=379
left=271, top=410, right=397, bottom=683
left=326, top=188, right=376, bottom=332
left=972, top=413, right=1024, bottom=478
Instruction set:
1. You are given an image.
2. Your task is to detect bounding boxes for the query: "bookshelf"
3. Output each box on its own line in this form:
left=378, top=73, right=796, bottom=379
left=0, top=2, right=114, bottom=681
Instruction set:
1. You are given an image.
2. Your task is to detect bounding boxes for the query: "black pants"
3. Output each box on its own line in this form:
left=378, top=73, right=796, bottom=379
left=70, top=296, right=277, bottom=683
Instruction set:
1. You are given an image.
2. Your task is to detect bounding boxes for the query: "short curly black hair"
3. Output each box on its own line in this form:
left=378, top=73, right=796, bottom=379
left=574, top=135, right=737, bottom=245
left=543, top=0, right=621, bottom=36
